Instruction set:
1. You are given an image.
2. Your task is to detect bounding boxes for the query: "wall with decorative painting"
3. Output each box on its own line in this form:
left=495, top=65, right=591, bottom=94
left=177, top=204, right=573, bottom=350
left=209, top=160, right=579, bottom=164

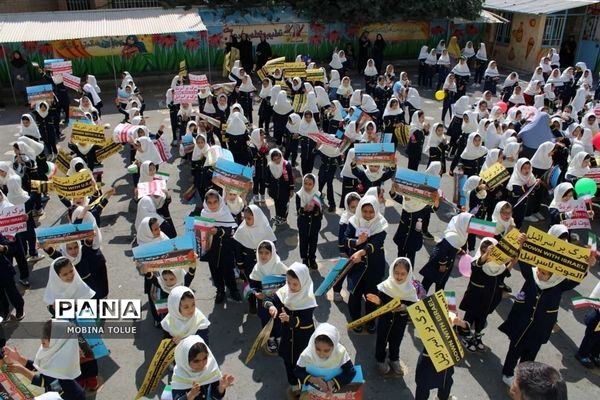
left=489, top=14, right=546, bottom=71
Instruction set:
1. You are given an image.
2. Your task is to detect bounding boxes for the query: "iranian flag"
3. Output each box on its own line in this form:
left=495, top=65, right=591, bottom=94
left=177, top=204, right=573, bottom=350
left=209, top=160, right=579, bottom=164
left=155, top=171, right=170, bottom=180
left=571, top=296, right=600, bottom=309
left=311, top=194, right=322, bottom=209
left=445, top=291, right=457, bottom=312
left=589, top=233, right=597, bottom=257
left=468, top=218, right=497, bottom=237
left=154, top=298, right=168, bottom=315
left=194, top=216, right=215, bottom=252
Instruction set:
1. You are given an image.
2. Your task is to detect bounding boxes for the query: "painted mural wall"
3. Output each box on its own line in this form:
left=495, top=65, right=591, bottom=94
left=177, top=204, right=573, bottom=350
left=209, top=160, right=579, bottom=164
left=490, top=14, right=547, bottom=72
left=0, top=6, right=486, bottom=85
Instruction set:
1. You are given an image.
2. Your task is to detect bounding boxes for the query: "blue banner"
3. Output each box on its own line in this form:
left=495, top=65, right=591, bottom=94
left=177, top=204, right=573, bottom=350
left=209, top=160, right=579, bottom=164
left=315, top=258, right=348, bottom=296
left=132, top=234, right=195, bottom=260
left=36, top=223, right=94, bottom=245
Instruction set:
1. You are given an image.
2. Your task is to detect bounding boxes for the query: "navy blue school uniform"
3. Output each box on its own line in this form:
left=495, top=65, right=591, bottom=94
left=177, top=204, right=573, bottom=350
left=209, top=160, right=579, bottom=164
left=577, top=309, right=600, bottom=361
left=317, top=152, right=341, bottom=209
left=156, top=194, right=177, bottom=239
left=375, top=292, right=414, bottom=363
left=459, top=156, right=485, bottom=178
left=339, top=176, right=360, bottom=208
left=250, top=144, right=269, bottom=196
left=205, top=226, right=239, bottom=297
left=407, top=128, right=426, bottom=171
left=258, top=95, right=273, bottom=133
left=172, top=381, right=224, bottom=400
left=374, top=86, right=392, bottom=115
left=508, top=183, right=533, bottom=229
left=483, top=75, right=499, bottom=95
left=390, top=192, right=432, bottom=266
left=267, top=161, right=295, bottom=220
left=383, top=113, right=403, bottom=136
left=296, top=194, right=323, bottom=266
left=344, top=224, right=387, bottom=325
left=23, top=359, right=85, bottom=400
left=191, top=156, right=206, bottom=199
left=226, top=133, right=250, bottom=166
left=249, top=278, right=282, bottom=338
left=414, top=348, right=454, bottom=400
left=350, top=165, right=395, bottom=193
left=295, top=360, right=356, bottom=390
left=168, top=102, right=180, bottom=142
left=0, top=235, right=24, bottom=319
left=33, top=110, right=58, bottom=156
left=499, top=262, right=582, bottom=377
left=428, top=142, right=448, bottom=174
left=419, top=238, right=459, bottom=293
left=446, top=115, right=463, bottom=156
left=272, top=110, right=291, bottom=147
left=459, top=259, right=509, bottom=333
left=264, top=294, right=315, bottom=385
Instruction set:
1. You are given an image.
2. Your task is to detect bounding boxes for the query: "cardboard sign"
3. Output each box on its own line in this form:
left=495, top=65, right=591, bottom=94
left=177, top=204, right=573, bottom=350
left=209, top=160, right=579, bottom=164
left=49, top=60, right=72, bottom=74
left=292, top=93, right=306, bottom=113
left=55, top=147, right=73, bottom=174
left=69, top=106, right=92, bottom=125
left=261, top=275, right=287, bottom=296
left=354, top=143, right=395, bottom=166
left=137, top=179, right=167, bottom=198
left=282, top=61, right=307, bottom=78
left=347, top=297, right=402, bottom=330
left=0, top=206, right=27, bottom=236
left=519, top=226, right=591, bottom=282
left=315, top=258, right=350, bottom=296
left=173, top=85, right=198, bottom=104
left=554, top=198, right=591, bottom=230
left=212, top=158, right=253, bottom=194
left=133, top=235, right=196, bottom=271
left=257, top=57, right=286, bottom=80
left=63, top=73, right=81, bottom=91
left=117, top=88, right=131, bottom=104
left=178, top=59, right=187, bottom=78
left=43, top=58, right=64, bottom=67
left=189, top=73, right=209, bottom=88
left=308, top=132, right=342, bottom=147
left=301, top=365, right=364, bottom=400
left=96, top=139, right=123, bottom=162
left=488, top=228, right=521, bottom=264
left=0, top=369, right=43, bottom=399
left=113, top=123, right=142, bottom=143
left=51, top=170, right=97, bottom=198
left=36, top=223, right=95, bottom=245
left=305, top=67, right=326, bottom=83
left=394, top=167, right=441, bottom=205
left=135, top=339, right=177, bottom=400
left=479, top=162, right=510, bottom=190
left=407, top=290, right=464, bottom=372
left=26, top=84, right=54, bottom=104
left=71, top=122, right=106, bottom=145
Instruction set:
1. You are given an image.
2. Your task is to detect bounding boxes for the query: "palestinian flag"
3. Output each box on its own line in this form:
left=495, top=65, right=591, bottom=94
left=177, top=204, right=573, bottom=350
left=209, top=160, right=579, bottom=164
left=445, top=291, right=457, bottom=312
left=589, top=233, right=597, bottom=257
left=468, top=218, right=497, bottom=237
left=572, top=296, right=600, bottom=309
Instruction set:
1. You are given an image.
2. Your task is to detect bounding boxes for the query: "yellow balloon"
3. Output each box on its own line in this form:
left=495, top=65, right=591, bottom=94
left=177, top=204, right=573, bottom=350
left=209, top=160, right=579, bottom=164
left=435, top=90, right=445, bottom=101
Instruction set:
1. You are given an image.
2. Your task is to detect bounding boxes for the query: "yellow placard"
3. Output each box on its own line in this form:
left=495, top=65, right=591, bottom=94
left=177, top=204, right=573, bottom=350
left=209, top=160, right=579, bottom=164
left=71, top=122, right=106, bottom=145
left=347, top=297, right=402, bottom=330
left=407, top=290, right=464, bottom=373
left=257, top=57, right=286, bottom=80
left=55, top=147, right=73, bottom=175
left=479, top=162, right=511, bottom=190
left=51, top=170, right=97, bottom=199
left=596, top=321, right=600, bottom=332
left=292, top=94, right=307, bottom=113
left=246, top=318, right=275, bottom=364
left=135, top=339, right=176, bottom=399
left=283, top=62, right=307, bottom=78
left=306, top=68, right=325, bottom=82
left=519, top=226, right=590, bottom=282
left=95, top=140, right=123, bottom=162
left=179, top=59, right=187, bottom=78
left=489, top=228, right=521, bottom=264
left=361, top=21, right=429, bottom=41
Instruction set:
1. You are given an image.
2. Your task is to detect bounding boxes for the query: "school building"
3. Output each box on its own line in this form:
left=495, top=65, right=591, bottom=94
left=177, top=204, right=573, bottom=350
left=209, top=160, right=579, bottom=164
left=483, top=0, right=600, bottom=73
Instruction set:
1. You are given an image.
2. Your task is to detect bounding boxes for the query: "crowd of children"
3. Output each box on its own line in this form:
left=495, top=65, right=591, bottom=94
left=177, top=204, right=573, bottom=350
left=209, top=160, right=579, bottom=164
left=0, top=36, right=598, bottom=400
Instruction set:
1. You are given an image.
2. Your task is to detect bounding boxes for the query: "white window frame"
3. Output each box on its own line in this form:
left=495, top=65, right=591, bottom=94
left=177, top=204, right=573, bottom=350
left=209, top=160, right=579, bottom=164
left=542, top=12, right=567, bottom=48
left=111, top=0, right=160, bottom=8
left=495, top=12, right=513, bottom=45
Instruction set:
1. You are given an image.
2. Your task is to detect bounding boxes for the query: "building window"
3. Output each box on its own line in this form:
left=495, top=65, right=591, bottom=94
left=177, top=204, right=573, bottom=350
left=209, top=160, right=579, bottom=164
left=542, top=13, right=567, bottom=47
left=111, top=0, right=160, bottom=7
left=67, top=0, right=91, bottom=10
left=495, top=12, right=513, bottom=44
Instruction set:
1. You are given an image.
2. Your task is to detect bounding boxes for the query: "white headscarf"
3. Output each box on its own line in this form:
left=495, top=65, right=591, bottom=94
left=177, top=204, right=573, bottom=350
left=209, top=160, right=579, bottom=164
left=17, top=135, right=44, bottom=156
left=503, top=141, right=520, bottom=169
left=339, top=192, right=360, bottom=225
left=507, top=158, right=536, bottom=191
left=161, top=287, right=210, bottom=338
left=191, top=134, right=209, bottom=162
left=383, top=98, right=403, bottom=118
left=172, top=335, right=221, bottom=390
left=571, top=87, right=588, bottom=114
left=508, top=88, right=525, bottom=105
left=377, top=257, right=419, bottom=301
left=452, top=96, right=470, bottom=117
left=156, top=268, right=186, bottom=294
left=348, top=195, right=388, bottom=236
left=444, top=212, right=472, bottom=249
left=34, top=320, right=81, bottom=380
left=578, top=70, right=593, bottom=87
left=297, top=323, right=351, bottom=369
left=443, top=74, right=457, bottom=92
left=226, top=111, right=246, bottom=136
left=249, top=240, right=288, bottom=281
left=361, top=94, right=379, bottom=113
left=532, top=225, right=568, bottom=289
left=6, top=175, right=29, bottom=206
left=451, top=60, right=470, bottom=77
left=329, top=70, right=341, bottom=88
left=530, top=67, right=545, bottom=83
left=424, top=123, right=446, bottom=154
left=476, top=43, right=487, bottom=61
left=364, top=59, right=378, bottom=77
left=549, top=182, right=575, bottom=210
left=484, top=61, right=499, bottom=78
left=425, top=50, right=438, bottom=66
left=340, top=148, right=357, bottom=179
left=503, top=73, right=519, bottom=88
left=20, top=114, right=41, bottom=139
left=406, top=87, right=422, bottom=109
left=418, top=46, right=429, bottom=60
left=43, top=257, right=95, bottom=306
left=273, top=91, right=293, bottom=115
left=336, top=77, right=353, bottom=96
left=135, top=136, right=163, bottom=165
left=59, top=240, right=83, bottom=266
left=201, top=190, right=238, bottom=228
left=233, top=205, right=276, bottom=249
left=276, top=262, right=318, bottom=310
left=269, top=85, right=282, bottom=107
left=492, top=201, right=515, bottom=235
left=530, top=141, right=555, bottom=170
left=482, top=148, right=502, bottom=171
left=136, top=216, right=168, bottom=245
left=566, top=151, right=590, bottom=178
left=135, top=195, right=161, bottom=236
left=299, top=113, right=319, bottom=138
left=296, top=173, right=320, bottom=207
left=329, top=51, right=344, bottom=69
left=437, top=51, right=451, bottom=66
left=268, top=148, right=285, bottom=179
left=462, top=41, right=475, bottom=58
left=460, top=133, right=488, bottom=160
left=315, top=86, right=331, bottom=108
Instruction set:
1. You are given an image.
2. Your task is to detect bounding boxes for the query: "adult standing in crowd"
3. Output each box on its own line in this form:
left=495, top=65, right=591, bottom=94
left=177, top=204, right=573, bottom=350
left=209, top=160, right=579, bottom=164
left=373, top=34, right=386, bottom=74
left=357, top=31, right=372, bottom=73
left=509, top=362, right=567, bottom=400
left=256, top=34, right=272, bottom=71
left=237, top=33, right=254, bottom=74
left=9, top=51, right=29, bottom=104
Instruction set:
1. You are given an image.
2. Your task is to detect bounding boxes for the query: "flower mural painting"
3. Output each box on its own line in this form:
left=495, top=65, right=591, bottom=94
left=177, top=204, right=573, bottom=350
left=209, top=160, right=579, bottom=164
left=160, top=34, right=177, bottom=49
left=38, top=43, right=54, bottom=56
left=184, top=38, right=200, bottom=50
left=431, top=25, right=444, bottom=35
left=208, top=33, right=223, bottom=47
left=309, top=35, right=322, bottom=46
left=346, top=25, right=360, bottom=38
left=23, top=42, right=38, bottom=53
left=310, top=23, right=326, bottom=35
left=328, top=30, right=341, bottom=43
left=198, top=30, right=209, bottom=39
left=466, top=25, right=479, bottom=36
